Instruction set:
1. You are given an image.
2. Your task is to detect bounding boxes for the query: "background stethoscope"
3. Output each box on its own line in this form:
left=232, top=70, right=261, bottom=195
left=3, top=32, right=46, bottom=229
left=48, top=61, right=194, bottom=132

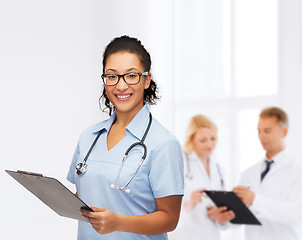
left=184, top=153, right=224, bottom=188
left=76, top=113, right=152, bottom=194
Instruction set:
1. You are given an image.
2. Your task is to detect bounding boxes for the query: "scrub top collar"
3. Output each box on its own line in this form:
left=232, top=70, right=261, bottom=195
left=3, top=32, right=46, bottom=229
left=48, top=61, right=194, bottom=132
left=125, top=103, right=150, bottom=141
left=90, top=113, right=116, bottom=135
left=90, top=103, right=151, bottom=141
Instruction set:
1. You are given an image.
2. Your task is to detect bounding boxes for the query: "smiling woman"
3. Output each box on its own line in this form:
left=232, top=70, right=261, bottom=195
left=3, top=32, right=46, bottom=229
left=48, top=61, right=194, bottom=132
left=99, top=36, right=160, bottom=116
left=102, top=51, right=151, bottom=120
left=66, top=35, right=184, bottom=240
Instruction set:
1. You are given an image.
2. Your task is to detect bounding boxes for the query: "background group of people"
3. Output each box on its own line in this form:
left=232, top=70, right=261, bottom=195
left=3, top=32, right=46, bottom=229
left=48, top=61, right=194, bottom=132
left=169, top=106, right=302, bottom=240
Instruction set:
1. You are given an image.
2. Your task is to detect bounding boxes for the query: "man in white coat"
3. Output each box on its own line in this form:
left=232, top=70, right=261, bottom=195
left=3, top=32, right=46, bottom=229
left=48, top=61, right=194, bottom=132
left=233, top=106, right=302, bottom=240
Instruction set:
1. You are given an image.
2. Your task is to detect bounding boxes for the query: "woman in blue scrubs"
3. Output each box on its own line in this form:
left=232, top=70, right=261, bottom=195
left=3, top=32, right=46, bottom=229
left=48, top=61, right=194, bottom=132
left=67, top=35, right=184, bottom=240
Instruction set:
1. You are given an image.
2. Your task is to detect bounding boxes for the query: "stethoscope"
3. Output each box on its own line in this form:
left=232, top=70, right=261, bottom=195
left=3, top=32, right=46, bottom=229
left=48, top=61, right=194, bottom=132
left=184, top=153, right=224, bottom=188
left=76, top=113, right=152, bottom=194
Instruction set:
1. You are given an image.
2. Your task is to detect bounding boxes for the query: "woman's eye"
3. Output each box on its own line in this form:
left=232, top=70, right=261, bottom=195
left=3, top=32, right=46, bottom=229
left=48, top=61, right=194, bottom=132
left=127, top=74, right=137, bottom=79
left=107, top=75, right=117, bottom=80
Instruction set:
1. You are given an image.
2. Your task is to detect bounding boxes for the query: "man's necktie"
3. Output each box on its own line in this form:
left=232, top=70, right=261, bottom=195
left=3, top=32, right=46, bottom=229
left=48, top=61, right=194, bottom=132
left=261, top=160, right=274, bottom=181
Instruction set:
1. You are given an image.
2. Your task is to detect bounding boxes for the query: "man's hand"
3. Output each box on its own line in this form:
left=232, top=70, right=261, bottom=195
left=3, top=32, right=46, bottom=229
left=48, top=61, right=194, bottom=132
left=233, top=186, right=255, bottom=206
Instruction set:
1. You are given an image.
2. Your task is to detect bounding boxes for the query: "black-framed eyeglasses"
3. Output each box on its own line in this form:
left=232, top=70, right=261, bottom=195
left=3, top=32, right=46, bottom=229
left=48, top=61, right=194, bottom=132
left=101, top=72, right=148, bottom=86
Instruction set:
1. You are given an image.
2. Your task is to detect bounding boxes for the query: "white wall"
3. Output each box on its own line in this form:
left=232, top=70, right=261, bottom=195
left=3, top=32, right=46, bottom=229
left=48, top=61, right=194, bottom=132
left=279, top=0, right=302, bottom=159
left=0, top=1, right=102, bottom=238
left=0, top=1, right=175, bottom=239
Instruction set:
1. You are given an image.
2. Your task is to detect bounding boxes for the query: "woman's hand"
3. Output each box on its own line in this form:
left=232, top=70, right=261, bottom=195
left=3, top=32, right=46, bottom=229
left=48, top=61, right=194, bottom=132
left=183, top=188, right=205, bottom=211
left=80, top=195, right=182, bottom=235
left=81, top=206, right=119, bottom=234
left=207, top=206, right=235, bottom=225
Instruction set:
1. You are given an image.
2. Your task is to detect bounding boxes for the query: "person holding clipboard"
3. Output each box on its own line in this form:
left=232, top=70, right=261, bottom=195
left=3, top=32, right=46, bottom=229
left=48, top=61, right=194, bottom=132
left=67, top=35, right=184, bottom=240
left=233, top=107, right=302, bottom=240
left=169, top=115, right=235, bottom=240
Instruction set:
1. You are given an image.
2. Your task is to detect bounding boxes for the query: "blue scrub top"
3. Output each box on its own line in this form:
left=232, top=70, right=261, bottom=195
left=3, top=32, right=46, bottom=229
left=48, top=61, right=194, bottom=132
left=67, top=104, right=184, bottom=240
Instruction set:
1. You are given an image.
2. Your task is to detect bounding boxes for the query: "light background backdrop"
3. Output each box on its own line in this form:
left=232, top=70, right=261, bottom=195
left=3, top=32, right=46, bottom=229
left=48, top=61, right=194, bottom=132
left=1, top=0, right=302, bottom=239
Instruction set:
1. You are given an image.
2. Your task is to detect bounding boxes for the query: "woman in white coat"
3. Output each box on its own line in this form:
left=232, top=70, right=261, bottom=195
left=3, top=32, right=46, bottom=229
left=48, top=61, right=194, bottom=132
left=169, top=115, right=235, bottom=240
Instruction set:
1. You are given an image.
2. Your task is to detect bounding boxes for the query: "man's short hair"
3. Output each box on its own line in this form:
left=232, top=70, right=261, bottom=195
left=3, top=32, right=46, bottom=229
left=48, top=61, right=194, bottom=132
left=260, top=106, right=289, bottom=128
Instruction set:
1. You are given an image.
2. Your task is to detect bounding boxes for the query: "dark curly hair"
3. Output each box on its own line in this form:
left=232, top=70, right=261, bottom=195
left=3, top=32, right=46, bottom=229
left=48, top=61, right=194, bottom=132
left=99, top=35, right=160, bottom=115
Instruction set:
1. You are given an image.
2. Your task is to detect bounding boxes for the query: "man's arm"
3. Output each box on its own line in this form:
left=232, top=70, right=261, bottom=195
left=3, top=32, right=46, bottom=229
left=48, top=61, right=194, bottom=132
left=233, top=183, right=302, bottom=225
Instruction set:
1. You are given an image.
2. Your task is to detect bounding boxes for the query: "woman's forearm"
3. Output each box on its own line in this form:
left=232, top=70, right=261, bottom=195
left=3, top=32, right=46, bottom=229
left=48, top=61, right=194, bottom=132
left=82, top=195, right=182, bottom=235
left=116, top=209, right=178, bottom=234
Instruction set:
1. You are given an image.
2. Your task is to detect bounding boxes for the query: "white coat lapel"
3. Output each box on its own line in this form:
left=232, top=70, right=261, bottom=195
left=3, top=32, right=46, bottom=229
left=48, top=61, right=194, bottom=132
left=263, top=150, right=292, bottom=180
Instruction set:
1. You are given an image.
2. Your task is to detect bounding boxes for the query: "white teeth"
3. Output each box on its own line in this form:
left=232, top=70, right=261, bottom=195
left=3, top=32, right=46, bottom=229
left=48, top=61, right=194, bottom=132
left=117, top=94, right=131, bottom=99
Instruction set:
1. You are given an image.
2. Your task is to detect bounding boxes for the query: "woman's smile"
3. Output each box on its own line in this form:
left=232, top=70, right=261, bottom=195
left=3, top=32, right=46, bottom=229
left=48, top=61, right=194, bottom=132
left=115, top=93, right=133, bottom=101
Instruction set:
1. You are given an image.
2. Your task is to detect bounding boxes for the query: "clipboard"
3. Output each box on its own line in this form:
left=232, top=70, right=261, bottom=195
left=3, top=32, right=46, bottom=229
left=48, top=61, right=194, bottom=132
left=205, top=190, right=261, bottom=225
left=5, top=170, right=92, bottom=222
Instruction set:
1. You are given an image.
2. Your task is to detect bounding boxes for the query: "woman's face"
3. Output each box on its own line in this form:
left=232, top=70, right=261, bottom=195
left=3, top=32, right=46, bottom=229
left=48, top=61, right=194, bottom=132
left=192, top=127, right=217, bottom=159
left=104, top=51, right=151, bottom=117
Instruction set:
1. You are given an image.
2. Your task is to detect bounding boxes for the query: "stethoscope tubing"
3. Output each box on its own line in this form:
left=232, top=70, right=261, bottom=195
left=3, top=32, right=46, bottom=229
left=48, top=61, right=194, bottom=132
left=76, top=113, right=152, bottom=193
left=113, top=113, right=151, bottom=191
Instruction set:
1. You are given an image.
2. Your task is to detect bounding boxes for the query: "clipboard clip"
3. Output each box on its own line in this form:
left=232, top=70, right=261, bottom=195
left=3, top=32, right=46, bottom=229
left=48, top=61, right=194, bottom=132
left=207, top=190, right=228, bottom=195
left=17, top=170, right=44, bottom=178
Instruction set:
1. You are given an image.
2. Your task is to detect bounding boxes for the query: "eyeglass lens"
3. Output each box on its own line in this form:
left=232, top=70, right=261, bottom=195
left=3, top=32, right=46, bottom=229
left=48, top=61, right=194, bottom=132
left=103, top=72, right=141, bottom=86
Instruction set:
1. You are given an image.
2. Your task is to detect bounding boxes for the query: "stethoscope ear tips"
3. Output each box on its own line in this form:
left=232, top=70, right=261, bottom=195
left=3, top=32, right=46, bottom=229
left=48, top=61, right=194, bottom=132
left=110, top=184, right=131, bottom=193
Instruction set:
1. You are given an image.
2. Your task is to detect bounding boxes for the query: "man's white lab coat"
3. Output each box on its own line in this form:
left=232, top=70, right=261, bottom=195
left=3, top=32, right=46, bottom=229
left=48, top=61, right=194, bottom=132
left=240, top=149, right=302, bottom=240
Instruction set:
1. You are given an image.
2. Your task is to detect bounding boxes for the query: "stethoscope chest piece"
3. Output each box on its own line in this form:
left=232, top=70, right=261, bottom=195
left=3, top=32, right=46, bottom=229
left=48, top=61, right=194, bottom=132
left=185, top=172, right=193, bottom=180
left=76, top=162, right=88, bottom=175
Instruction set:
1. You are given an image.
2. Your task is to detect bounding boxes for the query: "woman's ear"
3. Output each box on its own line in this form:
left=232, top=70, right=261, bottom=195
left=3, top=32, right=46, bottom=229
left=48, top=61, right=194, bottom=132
left=144, top=72, right=151, bottom=89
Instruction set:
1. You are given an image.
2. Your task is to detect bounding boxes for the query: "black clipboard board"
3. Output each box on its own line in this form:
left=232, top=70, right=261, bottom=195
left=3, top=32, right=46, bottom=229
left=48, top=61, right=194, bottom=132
left=5, top=170, right=92, bottom=221
left=205, top=190, right=261, bottom=225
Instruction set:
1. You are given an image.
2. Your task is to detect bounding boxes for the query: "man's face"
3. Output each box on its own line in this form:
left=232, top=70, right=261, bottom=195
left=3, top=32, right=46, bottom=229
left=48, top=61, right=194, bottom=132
left=257, top=116, right=287, bottom=157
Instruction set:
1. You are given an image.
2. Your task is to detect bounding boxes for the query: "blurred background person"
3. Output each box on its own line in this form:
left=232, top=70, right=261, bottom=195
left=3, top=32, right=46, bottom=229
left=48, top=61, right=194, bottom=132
left=169, top=114, right=235, bottom=240
left=233, top=106, right=302, bottom=240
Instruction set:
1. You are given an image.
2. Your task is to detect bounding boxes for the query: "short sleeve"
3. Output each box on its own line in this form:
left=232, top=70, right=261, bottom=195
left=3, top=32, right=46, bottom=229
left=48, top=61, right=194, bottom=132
left=67, top=142, right=80, bottom=184
left=182, top=154, right=193, bottom=203
left=149, top=138, right=184, bottom=198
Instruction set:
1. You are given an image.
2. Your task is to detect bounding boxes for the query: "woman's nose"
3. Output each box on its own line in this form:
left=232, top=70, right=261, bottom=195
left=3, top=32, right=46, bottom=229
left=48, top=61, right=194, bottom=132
left=116, top=76, right=128, bottom=91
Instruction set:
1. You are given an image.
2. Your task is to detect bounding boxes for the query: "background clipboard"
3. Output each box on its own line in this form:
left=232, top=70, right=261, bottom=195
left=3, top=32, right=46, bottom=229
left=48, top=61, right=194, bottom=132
left=5, top=170, right=92, bottom=222
left=205, top=190, right=261, bottom=225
